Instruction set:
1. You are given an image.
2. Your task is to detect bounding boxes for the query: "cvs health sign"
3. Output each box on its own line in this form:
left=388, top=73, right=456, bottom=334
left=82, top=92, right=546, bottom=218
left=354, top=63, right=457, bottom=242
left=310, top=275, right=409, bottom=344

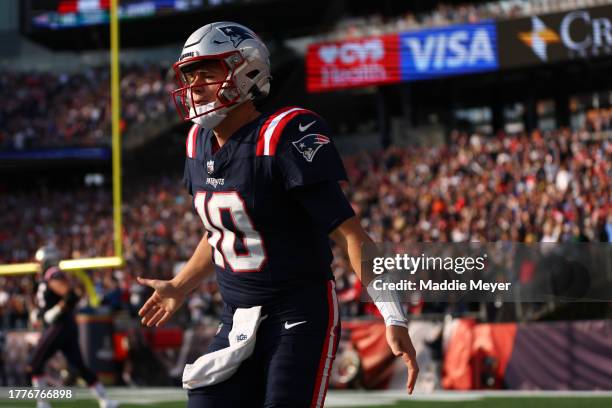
left=400, top=22, right=499, bottom=81
left=306, top=35, right=401, bottom=92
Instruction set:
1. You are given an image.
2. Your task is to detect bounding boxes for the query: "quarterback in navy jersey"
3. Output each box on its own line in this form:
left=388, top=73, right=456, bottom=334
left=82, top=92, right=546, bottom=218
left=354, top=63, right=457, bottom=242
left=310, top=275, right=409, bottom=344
left=182, top=106, right=351, bottom=307
left=138, top=22, right=418, bottom=407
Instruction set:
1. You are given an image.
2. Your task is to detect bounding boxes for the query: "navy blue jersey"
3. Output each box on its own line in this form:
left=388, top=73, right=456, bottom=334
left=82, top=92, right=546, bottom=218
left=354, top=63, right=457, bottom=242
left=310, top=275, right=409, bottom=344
left=183, top=107, right=355, bottom=307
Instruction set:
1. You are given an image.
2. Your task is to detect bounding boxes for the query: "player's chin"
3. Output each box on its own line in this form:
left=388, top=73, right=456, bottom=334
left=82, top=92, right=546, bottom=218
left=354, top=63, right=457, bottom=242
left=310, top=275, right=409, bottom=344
left=194, top=98, right=213, bottom=106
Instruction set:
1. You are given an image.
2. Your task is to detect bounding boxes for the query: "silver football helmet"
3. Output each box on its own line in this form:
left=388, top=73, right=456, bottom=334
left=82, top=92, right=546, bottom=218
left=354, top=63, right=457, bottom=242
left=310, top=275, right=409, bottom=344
left=35, top=245, right=61, bottom=271
left=171, top=22, right=271, bottom=129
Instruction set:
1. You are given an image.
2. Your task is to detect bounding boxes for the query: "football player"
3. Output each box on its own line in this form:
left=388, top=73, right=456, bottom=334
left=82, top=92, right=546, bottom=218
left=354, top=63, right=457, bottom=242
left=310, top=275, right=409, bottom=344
left=138, top=22, right=418, bottom=407
left=28, top=245, right=118, bottom=408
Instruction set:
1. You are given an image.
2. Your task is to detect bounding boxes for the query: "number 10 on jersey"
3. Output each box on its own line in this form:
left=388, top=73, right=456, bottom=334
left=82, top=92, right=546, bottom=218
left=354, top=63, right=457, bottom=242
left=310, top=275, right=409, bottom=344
left=194, top=191, right=267, bottom=272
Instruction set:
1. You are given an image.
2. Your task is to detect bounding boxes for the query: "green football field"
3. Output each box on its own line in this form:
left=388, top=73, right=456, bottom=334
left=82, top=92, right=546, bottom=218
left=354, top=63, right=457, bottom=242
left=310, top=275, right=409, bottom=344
left=2, top=389, right=612, bottom=408
left=2, top=398, right=612, bottom=408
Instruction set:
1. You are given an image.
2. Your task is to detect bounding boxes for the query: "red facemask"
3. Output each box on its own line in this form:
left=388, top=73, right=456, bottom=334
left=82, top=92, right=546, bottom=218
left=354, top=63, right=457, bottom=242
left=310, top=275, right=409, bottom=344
left=171, top=52, right=246, bottom=123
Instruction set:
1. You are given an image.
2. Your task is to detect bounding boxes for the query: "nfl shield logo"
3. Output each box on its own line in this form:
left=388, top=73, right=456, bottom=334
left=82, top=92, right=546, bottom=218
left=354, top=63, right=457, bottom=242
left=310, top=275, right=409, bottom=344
left=206, top=160, right=214, bottom=175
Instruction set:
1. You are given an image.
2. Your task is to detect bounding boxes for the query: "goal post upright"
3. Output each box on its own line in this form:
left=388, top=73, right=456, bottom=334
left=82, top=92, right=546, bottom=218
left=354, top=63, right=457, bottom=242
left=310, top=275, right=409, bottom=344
left=110, top=0, right=124, bottom=264
left=0, top=1, right=124, bottom=284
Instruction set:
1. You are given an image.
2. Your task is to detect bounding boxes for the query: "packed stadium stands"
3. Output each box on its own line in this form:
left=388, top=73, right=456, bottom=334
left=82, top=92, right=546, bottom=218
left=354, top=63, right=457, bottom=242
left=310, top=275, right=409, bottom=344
left=0, top=64, right=175, bottom=150
left=1, top=126, right=610, bottom=329
left=1, top=0, right=612, bottom=396
left=323, top=0, right=612, bottom=40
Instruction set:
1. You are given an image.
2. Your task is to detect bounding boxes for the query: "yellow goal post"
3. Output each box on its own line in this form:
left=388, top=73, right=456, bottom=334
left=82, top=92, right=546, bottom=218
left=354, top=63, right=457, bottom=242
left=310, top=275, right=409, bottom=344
left=0, top=0, right=124, bottom=308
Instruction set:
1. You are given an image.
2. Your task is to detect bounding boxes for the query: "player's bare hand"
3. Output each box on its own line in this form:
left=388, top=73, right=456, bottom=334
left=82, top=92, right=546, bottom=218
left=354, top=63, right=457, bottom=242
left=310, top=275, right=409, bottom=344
left=386, top=325, right=419, bottom=394
left=137, top=277, right=186, bottom=327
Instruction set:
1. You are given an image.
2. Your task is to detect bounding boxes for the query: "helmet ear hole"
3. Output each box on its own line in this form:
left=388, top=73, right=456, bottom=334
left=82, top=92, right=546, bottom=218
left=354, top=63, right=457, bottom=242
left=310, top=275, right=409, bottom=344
left=246, top=70, right=260, bottom=79
left=219, top=86, right=240, bottom=103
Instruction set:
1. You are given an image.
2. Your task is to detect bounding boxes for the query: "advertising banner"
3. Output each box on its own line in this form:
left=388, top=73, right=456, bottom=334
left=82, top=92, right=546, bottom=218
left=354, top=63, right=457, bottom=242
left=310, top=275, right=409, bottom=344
left=497, top=4, right=612, bottom=68
left=306, top=35, right=401, bottom=92
left=306, top=22, right=499, bottom=92
left=443, top=319, right=612, bottom=390
left=399, top=21, right=499, bottom=81
left=306, top=4, right=612, bottom=92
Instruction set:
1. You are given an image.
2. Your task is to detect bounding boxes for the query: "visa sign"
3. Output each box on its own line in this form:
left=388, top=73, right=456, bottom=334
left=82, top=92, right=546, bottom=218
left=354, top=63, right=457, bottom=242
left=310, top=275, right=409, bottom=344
left=400, top=22, right=498, bottom=81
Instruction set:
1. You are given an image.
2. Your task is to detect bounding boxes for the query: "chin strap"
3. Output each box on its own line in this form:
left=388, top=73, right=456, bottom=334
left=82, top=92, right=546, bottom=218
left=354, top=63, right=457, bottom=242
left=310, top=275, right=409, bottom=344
left=189, top=97, right=247, bottom=129
left=190, top=105, right=228, bottom=129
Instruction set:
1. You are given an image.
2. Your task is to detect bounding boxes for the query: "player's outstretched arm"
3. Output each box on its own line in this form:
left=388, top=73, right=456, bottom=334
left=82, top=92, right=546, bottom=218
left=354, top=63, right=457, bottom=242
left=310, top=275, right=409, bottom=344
left=138, top=235, right=216, bottom=327
left=331, top=216, right=419, bottom=394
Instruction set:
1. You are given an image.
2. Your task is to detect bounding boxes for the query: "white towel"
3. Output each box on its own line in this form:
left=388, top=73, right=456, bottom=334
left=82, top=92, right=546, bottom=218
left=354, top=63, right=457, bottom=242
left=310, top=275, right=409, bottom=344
left=182, top=306, right=265, bottom=389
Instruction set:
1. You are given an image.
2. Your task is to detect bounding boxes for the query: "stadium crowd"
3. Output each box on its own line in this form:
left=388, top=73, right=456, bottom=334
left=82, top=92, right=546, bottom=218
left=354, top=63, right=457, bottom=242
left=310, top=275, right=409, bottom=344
left=1, top=127, right=610, bottom=329
left=324, top=0, right=612, bottom=40
left=2, top=0, right=611, bottom=150
left=0, top=64, right=175, bottom=150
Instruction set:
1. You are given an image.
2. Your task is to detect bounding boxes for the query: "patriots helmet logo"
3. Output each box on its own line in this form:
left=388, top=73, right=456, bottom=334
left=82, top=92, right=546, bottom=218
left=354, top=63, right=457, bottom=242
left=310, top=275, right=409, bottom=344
left=292, top=134, right=330, bottom=162
left=214, top=25, right=255, bottom=48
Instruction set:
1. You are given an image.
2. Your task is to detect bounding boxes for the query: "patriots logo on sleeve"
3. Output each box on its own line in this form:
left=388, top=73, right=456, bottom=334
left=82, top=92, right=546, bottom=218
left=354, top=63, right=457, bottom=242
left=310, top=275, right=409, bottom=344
left=214, top=26, right=255, bottom=47
left=292, top=134, right=330, bottom=162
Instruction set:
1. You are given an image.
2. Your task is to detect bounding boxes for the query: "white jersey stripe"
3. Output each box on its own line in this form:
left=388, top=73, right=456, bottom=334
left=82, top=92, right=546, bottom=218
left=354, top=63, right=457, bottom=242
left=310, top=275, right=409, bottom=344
left=263, top=107, right=304, bottom=156
left=315, top=280, right=338, bottom=407
left=187, top=124, right=198, bottom=158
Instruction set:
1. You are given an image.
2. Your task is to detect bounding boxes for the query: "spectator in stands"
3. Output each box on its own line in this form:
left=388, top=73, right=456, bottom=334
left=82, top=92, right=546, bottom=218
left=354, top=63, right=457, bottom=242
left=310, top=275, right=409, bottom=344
left=0, top=127, right=609, bottom=328
left=0, top=65, right=175, bottom=151
left=323, top=0, right=612, bottom=41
